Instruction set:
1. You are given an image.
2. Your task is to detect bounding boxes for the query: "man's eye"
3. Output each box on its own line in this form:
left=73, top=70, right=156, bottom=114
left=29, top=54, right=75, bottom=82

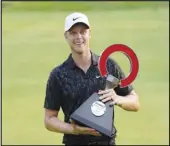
left=80, top=31, right=85, bottom=34
left=70, top=32, right=76, bottom=35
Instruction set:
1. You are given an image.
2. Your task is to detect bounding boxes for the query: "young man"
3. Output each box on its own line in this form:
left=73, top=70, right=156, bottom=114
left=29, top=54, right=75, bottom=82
left=44, top=12, right=140, bottom=145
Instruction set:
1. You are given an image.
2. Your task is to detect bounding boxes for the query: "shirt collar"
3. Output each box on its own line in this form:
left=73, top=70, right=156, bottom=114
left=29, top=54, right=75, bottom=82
left=66, top=51, right=99, bottom=69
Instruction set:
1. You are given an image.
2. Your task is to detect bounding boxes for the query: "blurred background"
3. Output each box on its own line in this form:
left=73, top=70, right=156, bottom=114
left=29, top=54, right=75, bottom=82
left=2, top=1, right=169, bottom=145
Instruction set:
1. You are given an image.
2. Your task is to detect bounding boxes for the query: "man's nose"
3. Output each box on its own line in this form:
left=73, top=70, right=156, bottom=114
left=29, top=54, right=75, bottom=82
left=76, top=33, right=82, bottom=38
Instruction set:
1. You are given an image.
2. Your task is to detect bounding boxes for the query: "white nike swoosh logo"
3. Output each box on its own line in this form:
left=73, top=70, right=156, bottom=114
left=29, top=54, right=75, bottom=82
left=96, top=76, right=100, bottom=78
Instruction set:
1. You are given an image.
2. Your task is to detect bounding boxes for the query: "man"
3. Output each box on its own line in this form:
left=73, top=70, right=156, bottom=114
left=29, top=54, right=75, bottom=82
left=44, top=12, right=140, bottom=145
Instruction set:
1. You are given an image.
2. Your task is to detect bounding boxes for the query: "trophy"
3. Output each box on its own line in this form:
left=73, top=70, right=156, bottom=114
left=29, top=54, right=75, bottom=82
left=70, top=74, right=120, bottom=137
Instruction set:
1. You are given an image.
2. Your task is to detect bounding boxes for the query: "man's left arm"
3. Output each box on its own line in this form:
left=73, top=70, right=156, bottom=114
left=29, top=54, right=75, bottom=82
left=99, top=89, right=140, bottom=111
left=99, top=58, right=140, bottom=112
left=112, top=89, right=140, bottom=111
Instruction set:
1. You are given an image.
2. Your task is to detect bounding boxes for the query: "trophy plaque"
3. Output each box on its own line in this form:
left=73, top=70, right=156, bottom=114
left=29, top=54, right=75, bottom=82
left=70, top=74, right=120, bottom=137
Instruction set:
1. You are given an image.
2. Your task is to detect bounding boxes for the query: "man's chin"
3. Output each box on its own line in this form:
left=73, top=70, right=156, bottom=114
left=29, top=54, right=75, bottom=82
left=72, top=47, right=85, bottom=54
left=76, top=51, right=84, bottom=55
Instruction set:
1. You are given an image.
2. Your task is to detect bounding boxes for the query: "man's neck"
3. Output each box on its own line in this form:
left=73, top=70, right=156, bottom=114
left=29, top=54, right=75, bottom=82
left=71, top=50, right=92, bottom=72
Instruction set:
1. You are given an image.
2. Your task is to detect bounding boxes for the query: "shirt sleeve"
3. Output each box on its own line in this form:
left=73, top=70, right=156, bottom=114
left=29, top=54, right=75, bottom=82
left=43, top=71, right=62, bottom=111
left=109, top=58, right=134, bottom=96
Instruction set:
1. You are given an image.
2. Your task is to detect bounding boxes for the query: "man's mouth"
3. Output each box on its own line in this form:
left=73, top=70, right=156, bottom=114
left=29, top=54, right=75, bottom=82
left=74, top=42, right=84, bottom=45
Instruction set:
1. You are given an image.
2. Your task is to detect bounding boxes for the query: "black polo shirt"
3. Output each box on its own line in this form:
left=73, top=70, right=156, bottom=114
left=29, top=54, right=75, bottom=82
left=44, top=52, right=133, bottom=144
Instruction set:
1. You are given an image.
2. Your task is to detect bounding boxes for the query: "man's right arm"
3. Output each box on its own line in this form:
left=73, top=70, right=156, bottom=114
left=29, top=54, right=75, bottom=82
left=43, top=70, right=77, bottom=135
left=44, top=109, right=78, bottom=135
left=44, top=108, right=101, bottom=136
left=43, top=70, right=101, bottom=136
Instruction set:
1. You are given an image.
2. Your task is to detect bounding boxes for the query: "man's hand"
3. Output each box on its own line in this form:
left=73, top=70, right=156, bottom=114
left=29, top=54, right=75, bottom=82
left=98, top=89, right=122, bottom=106
left=70, top=120, right=102, bottom=136
left=98, top=89, right=140, bottom=111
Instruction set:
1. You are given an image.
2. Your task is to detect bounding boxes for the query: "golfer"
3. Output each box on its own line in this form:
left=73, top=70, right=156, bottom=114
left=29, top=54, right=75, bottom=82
left=43, top=12, right=140, bottom=145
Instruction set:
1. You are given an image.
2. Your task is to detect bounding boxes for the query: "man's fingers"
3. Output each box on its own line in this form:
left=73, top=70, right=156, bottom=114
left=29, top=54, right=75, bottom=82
left=79, top=127, right=96, bottom=132
left=90, top=130, right=102, bottom=136
left=85, top=128, right=96, bottom=132
left=109, top=101, right=117, bottom=106
left=83, top=130, right=102, bottom=136
left=78, top=126, right=102, bottom=136
left=102, top=96, right=112, bottom=103
left=70, top=121, right=101, bottom=136
left=98, top=89, right=112, bottom=95
left=82, top=127, right=98, bottom=133
left=99, top=92, right=112, bottom=100
left=91, top=132, right=102, bottom=136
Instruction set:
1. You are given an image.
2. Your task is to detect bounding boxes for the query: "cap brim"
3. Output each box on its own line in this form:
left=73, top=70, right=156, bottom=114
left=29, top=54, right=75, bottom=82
left=68, top=22, right=89, bottom=31
left=65, top=19, right=90, bottom=31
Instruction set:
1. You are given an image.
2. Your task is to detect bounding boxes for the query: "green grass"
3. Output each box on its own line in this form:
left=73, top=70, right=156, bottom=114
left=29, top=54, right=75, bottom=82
left=2, top=1, right=168, bottom=12
left=2, top=2, right=169, bottom=145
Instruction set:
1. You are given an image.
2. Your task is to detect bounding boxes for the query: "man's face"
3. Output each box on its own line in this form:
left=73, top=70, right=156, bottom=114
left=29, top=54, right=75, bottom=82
left=64, top=23, right=91, bottom=54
